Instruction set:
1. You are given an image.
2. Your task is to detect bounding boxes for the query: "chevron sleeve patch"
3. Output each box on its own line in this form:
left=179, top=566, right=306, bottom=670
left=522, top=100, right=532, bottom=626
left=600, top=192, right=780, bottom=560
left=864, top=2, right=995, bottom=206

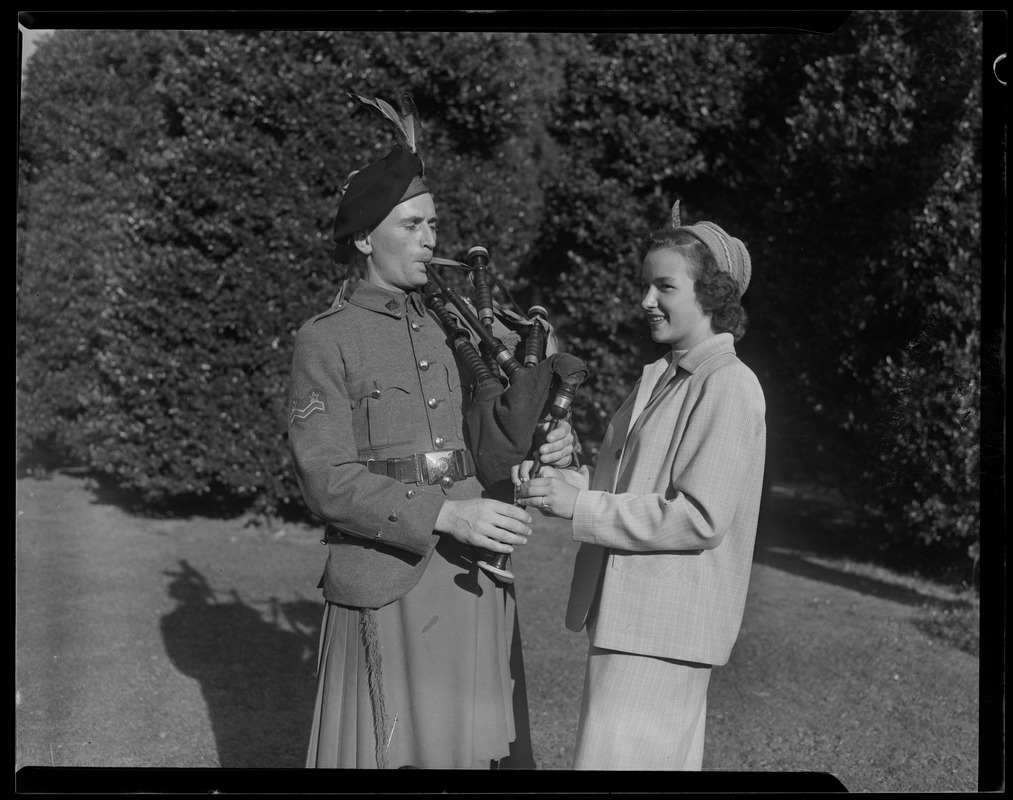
left=290, top=390, right=327, bottom=424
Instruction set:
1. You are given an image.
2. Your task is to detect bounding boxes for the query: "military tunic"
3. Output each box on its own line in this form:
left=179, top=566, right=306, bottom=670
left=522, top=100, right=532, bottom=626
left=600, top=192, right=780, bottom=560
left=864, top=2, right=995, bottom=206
left=289, top=279, right=531, bottom=769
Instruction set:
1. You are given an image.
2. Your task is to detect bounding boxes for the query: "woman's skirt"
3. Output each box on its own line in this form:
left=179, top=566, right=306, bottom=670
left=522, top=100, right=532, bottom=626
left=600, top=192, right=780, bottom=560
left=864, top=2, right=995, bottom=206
left=572, top=644, right=712, bottom=770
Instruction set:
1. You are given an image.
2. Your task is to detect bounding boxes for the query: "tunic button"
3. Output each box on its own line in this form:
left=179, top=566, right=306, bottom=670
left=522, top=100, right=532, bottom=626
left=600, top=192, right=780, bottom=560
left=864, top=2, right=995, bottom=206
left=427, top=397, right=438, bottom=408
left=371, top=388, right=381, bottom=399
left=406, top=490, right=416, bottom=499
left=440, top=476, right=455, bottom=490
left=419, top=359, right=429, bottom=370
left=434, top=436, right=445, bottom=448
left=411, top=321, right=420, bottom=331
left=388, top=512, right=399, bottom=522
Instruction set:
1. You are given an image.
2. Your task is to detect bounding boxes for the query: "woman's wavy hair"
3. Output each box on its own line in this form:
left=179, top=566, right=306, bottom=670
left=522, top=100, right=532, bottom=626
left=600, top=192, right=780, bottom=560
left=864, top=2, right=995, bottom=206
left=640, top=227, right=748, bottom=341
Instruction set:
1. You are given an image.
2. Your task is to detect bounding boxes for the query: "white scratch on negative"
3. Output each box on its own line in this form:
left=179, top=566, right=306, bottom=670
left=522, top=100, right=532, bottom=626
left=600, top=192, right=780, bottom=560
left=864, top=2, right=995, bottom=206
left=387, top=713, right=399, bottom=748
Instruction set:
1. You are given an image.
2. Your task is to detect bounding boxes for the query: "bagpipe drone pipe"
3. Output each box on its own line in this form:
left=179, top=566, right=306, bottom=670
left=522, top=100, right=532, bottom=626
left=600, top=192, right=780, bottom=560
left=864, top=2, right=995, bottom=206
left=340, top=92, right=588, bottom=583
left=423, top=247, right=590, bottom=582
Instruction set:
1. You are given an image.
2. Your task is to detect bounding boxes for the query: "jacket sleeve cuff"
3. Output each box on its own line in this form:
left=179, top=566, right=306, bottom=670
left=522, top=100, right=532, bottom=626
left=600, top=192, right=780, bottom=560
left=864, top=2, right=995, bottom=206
left=347, top=489, right=446, bottom=556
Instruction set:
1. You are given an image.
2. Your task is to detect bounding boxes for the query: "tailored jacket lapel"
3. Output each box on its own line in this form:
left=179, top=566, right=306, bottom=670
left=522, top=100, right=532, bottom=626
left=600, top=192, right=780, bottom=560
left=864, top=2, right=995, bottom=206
left=564, top=352, right=681, bottom=632
left=565, top=333, right=767, bottom=665
left=626, top=352, right=676, bottom=445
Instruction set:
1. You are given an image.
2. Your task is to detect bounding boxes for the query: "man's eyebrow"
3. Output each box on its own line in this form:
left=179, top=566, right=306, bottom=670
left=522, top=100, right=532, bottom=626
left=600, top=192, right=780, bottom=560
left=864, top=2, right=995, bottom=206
left=402, top=212, right=438, bottom=224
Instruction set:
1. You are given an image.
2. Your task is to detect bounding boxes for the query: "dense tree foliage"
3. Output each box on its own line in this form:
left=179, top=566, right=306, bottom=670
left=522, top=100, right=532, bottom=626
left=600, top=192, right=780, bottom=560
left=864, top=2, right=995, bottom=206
left=534, top=14, right=984, bottom=575
left=726, top=13, right=984, bottom=573
left=532, top=32, right=756, bottom=441
left=18, top=14, right=986, bottom=576
left=18, top=30, right=554, bottom=517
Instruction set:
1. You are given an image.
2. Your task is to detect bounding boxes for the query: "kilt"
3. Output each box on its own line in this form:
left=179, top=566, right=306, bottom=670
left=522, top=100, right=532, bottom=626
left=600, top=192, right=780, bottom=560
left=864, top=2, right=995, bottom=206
left=305, top=537, right=532, bottom=769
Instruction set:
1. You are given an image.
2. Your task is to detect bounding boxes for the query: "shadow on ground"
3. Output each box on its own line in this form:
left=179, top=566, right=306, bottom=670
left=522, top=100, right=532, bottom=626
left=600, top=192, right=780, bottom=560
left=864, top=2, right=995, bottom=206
left=752, top=489, right=980, bottom=658
left=754, top=490, right=977, bottom=613
left=160, top=560, right=321, bottom=768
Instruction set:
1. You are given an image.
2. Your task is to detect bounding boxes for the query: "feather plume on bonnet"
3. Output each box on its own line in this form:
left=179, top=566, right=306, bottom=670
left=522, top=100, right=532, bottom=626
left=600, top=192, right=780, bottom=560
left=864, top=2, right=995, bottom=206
left=669, top=200, right=752, bottom=296
left=348, top=92, right=424, bottom=171
left=331, top=92, right=430, bottom=265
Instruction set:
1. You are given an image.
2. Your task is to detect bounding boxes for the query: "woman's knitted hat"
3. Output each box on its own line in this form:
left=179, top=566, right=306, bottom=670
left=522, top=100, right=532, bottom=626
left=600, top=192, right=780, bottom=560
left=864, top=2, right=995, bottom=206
left=671, top=201, right=752, bottom=295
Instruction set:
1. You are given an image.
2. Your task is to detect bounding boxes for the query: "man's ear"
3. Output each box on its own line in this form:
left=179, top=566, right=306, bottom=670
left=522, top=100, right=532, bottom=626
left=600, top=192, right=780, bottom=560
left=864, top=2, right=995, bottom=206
left=353, top=231, right=372, bottom=256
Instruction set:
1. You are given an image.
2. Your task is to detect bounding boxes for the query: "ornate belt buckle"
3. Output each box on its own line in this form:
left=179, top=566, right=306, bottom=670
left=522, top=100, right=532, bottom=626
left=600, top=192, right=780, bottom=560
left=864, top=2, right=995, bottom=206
left=424, top=450, right=456, bottom=487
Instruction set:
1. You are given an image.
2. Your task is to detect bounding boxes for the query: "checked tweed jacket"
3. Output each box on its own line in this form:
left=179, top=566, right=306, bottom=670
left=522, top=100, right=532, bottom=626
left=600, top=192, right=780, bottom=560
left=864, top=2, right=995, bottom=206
left=565, top=333, right=767, bottom=667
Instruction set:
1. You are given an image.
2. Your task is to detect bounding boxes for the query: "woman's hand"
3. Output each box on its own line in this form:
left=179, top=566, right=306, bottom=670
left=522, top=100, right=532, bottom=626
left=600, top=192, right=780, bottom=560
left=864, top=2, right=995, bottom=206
left=512, top=466, right=585, bottom=520
left=511, top=461, right=589, bottom=490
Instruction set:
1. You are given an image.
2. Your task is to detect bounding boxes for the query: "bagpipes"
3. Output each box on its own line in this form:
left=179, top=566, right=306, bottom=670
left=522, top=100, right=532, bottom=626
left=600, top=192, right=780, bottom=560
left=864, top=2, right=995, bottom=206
left=344, top=91, right=589, bottom=582
left=423, top=246, right=590, bottom=583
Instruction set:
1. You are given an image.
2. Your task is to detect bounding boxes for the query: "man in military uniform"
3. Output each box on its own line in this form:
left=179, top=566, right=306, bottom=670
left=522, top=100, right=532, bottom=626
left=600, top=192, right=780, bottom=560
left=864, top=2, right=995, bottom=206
left=289, top=144, right=574, bottom=769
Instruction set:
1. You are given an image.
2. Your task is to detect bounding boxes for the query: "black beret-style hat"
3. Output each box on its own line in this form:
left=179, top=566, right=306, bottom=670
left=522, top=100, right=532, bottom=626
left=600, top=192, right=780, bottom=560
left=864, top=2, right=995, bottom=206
left=332, top=147, right=427, bottom=262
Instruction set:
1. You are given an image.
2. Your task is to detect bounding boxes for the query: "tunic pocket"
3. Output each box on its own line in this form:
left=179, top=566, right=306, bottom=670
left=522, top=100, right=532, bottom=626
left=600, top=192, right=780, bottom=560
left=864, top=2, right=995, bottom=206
left=442, top=362, right=465, bottom=436
left=349, top=373, right=416, bottom=450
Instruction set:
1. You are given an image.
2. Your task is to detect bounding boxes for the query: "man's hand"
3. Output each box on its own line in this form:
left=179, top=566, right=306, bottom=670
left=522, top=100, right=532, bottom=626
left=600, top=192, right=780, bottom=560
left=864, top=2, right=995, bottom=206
left=530, top=418, right=575, bottom=473
left=435, top=498, right=533, bottom=553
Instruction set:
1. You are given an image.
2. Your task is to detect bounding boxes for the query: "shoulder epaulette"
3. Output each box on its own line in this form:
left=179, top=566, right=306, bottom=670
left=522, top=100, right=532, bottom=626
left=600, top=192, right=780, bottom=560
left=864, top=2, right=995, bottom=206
left=308, top=300, right=350, bottom=325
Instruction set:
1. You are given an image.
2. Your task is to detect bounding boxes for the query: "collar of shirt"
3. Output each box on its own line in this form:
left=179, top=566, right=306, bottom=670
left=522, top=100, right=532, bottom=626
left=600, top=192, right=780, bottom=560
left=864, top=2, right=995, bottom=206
left=649, top=348, right=687, bottom=402
left=626, top=333, right=736, bottom=436
left=347, top=280, right=425, bottom=319
left=678, top=332, right=736, bottom=374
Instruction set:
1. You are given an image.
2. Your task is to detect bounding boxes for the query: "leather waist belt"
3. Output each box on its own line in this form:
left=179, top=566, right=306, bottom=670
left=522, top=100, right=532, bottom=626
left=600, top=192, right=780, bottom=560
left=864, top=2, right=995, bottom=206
left=359, top=448, right=476, bottom=488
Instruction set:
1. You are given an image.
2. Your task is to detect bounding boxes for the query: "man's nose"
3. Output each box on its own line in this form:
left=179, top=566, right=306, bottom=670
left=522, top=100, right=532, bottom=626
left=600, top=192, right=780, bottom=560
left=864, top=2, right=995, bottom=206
left=420, top=225, right=436, bottom=249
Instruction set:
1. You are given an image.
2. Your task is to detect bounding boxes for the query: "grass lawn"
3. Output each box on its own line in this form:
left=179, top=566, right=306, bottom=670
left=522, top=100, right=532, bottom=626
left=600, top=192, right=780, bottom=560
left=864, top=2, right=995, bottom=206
left=15, top=473, right=990, bottom=792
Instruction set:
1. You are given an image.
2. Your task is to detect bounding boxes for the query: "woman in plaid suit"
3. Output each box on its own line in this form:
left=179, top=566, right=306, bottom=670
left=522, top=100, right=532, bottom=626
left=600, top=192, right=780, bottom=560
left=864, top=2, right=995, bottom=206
left=514, top=205, right=766, bottom=770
